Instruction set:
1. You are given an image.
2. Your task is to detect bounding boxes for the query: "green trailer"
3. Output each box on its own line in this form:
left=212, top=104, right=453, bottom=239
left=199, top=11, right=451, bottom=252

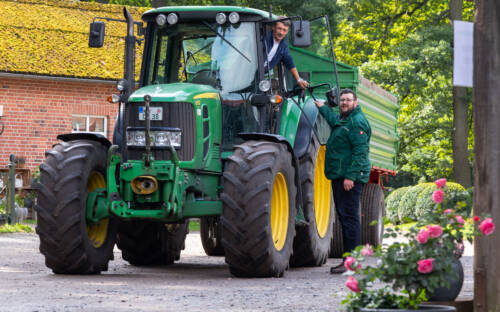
left=36, top=6, right=398, bottom=277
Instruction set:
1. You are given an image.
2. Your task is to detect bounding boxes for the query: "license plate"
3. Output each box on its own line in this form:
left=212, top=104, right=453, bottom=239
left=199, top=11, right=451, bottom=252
left=139, top=106, right=163, bottom=121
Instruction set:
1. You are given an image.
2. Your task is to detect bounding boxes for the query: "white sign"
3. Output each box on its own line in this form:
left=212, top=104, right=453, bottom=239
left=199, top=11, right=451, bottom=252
left=453, top=20, right=474, bottom=87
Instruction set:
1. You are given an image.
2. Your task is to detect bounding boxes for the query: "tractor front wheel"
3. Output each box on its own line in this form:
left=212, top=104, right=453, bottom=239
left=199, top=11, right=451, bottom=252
left=36, top=140, right=117, bottom=274
left=117, top=220, right=188, bottom=266
left=221, top=141, right=296, bottom=277
left=200, top=216, right=224, bottom=256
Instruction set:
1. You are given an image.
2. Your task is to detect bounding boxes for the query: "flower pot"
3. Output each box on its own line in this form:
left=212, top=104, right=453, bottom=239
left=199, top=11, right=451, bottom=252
left=427, top=258, right=464, bottom=302
left=359, top=304, right=456, bottom=311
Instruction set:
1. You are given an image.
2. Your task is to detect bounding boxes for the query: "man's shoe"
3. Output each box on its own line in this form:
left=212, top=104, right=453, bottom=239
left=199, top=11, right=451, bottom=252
left=330, top=262, right=347, bottom=274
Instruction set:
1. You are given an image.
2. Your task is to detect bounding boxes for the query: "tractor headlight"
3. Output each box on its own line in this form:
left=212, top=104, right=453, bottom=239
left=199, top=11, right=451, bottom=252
left=116, top=79, right=129, bottom=92
left=216, top=12, right=227, bottom=24
left=156, top=14, right=167, bottom=26
left=126, top=129, right=181, bottom=148
left=228, top=12, right=240, bottom=24
left=127, top=131, right=146, bottom=146
left=154, top=131, right=181, bottom=148
left=167, top=13, right=178, bottom=25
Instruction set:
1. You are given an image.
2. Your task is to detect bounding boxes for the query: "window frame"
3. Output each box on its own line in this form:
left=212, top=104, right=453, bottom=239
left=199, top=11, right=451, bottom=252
left=71, top=114, right=108, bottom=137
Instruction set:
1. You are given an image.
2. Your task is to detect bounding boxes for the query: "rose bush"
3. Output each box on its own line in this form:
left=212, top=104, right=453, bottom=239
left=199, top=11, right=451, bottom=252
left=342, top=178, right=495, bottom=311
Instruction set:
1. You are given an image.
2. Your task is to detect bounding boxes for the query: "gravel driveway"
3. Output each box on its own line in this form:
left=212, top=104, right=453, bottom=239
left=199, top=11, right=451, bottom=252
left=0, top=231, right=474, bottom=312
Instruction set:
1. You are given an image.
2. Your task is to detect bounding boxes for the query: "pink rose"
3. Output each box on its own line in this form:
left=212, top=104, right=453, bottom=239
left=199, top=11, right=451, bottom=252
left=417, top=258, right=434, bottom=274
left=479, top=218, right=495, bottom=236
left=346, top=276, right=361, bottom=293
left=432, top=190, right=444, bottom=204
left=473, top=216, right=480, bottom=222
left=444, top=209, right=453, bottom=215
left=361, top=244, right=374, bottom=257
left=455, top=215, right=465, bottom=227
left=435, top=178, right=447, bottom=189
left=344, top=256, right=361, bottom=271
left=417, top=229, right=430, bottom=244
left=427, top=225, right=443, bottom=238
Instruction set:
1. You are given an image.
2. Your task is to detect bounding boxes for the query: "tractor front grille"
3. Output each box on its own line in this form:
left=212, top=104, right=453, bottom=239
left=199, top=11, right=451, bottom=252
left=125, top=101, right=196, bottom=161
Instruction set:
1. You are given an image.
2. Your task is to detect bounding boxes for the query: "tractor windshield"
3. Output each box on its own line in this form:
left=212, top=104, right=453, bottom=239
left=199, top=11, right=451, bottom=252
left=145, top=22, right=258, bottom=93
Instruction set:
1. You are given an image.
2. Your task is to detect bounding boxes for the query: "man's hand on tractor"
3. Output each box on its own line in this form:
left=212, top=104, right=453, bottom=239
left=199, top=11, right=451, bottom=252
left=297, top=78, right=309, bottom=89
left=315, top=100, right=325, bottom=108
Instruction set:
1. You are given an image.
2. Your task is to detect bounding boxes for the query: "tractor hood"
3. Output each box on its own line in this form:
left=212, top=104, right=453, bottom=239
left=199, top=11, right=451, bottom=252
left=128, top=83, right=219, bottom=103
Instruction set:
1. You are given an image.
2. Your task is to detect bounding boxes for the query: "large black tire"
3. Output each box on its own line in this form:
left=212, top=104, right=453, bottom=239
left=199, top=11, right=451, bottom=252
left=290, top=137, right=334, bottom=267
left=117, top=220, right=188, bottom=266
left=200, top=216, right=225, bottom=256
left=221, top=140, right=296, bottom=277
left=36, top=140, right=117, bottom=274
left=361, top=183, right=385, bottom=247
left=329, top=210, right=344, bottom=258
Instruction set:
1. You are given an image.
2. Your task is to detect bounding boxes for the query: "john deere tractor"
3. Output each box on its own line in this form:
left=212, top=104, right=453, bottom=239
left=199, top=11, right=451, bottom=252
left=36, top=6, right=393, bottom=277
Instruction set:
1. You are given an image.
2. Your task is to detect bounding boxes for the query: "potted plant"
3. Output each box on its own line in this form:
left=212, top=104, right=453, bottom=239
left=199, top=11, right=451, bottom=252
left=341, top=178, right=495, bottom=311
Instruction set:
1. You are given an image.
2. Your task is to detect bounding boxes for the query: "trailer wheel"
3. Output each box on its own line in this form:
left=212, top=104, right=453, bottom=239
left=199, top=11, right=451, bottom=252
left=329, top=210, right=344, bottom=258
left=290, top=137, right=334, bottom=267
left=221, top=141, right=296, bottom=277
left=361, top=183, right=385, bottom=247
left=200, top=216, right=224, bottom=256
left=36, top=140, right=117, bottom=274
left=117, top=220, right=188, bottom=266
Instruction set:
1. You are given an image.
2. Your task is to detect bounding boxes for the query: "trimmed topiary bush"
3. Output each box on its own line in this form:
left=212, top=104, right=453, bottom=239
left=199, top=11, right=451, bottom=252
left=397, top=183, right=433, bottom=223
left=415, top=182, right=470, bottom=218
left=414, top=184, right=437, bottom=218
left=385, top=186, right=410, bottom=224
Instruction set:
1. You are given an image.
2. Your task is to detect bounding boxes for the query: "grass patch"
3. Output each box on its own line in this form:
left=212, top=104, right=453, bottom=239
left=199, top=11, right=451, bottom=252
left=189, top=219, right=200, bottom=232
left=0, top=223, right=34, bottom=233
left=22, top=219, right=37, bottom=224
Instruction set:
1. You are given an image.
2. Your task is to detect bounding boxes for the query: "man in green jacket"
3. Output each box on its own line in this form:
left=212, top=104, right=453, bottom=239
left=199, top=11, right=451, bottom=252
left=315, top=88, right=371, bottom=274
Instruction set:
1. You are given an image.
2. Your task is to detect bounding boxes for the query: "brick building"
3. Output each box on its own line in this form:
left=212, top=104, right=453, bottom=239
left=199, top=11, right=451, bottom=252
left=0, top=0, right=147, bottom=174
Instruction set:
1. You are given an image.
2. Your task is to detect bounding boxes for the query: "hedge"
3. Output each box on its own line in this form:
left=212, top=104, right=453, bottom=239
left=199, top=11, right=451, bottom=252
left=415, top=182, right=470, bottom=218
left=397, top=183, right=433, bottom=223
left=384, top=186, right=410, bottom=224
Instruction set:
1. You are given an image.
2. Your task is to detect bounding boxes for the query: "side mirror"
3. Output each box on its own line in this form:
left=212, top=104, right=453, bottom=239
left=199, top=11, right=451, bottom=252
left=89, top=22, right=105, bottom=48
left=291, top=20, right=311, bottom=47
left=326, top=88, right=338, bottom=107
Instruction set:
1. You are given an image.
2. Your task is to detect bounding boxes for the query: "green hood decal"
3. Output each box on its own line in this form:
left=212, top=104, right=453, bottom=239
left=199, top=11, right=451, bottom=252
left=129, top=83, right=218, bottom=102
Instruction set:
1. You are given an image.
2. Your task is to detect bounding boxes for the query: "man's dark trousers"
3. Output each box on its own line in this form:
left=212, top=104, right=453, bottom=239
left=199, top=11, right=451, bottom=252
left=332, top=179, right=364, bottom=254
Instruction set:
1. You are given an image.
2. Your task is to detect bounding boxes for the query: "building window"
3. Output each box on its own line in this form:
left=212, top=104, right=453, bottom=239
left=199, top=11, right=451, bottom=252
left=72, top=115, right=107, bottom=137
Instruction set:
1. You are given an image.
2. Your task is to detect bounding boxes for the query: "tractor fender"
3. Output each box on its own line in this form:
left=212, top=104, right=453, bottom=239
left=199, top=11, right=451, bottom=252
left=293, top=98, right=319, bottom=159
left=57, top=133, right=112, bottom=149
left=238, top=132, right=305, bottom=222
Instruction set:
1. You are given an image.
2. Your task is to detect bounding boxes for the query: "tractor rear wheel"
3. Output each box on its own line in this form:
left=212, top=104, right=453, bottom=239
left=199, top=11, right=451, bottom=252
left=221, top=140, right=296, bottom=277
left=117, top=220, right=188, bottom=266
left=36, top=140, right=117, bottom=274
left=361, top=183, right=385, bottom=247
left=290, top=137, right=334, bottom=267
left=200, top=216, right=224, bottom=256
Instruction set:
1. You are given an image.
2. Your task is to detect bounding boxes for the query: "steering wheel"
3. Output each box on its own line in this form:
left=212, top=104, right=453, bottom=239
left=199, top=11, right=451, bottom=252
left=191, top=69, right=219, bottom=88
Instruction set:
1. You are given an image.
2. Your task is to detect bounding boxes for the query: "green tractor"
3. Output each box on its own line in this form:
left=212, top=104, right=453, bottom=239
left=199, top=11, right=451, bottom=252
left=36, top=6, right=397, bottom=277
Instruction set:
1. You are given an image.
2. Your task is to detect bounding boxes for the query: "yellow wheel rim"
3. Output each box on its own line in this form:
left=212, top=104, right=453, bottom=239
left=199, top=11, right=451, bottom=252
left=86, top=171, right=108, bottom=248
left=314, top=146, right=332, bottom=238
left=271, top=172, right=289, bottom=251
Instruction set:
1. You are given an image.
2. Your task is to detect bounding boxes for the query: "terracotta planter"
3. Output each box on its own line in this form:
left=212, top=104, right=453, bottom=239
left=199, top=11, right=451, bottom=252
left=359, top=304, right=456, bottom=311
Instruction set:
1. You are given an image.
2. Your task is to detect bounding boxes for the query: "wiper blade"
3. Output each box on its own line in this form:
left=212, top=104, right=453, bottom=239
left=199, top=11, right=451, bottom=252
left=201, top=21, right=251, bottom=63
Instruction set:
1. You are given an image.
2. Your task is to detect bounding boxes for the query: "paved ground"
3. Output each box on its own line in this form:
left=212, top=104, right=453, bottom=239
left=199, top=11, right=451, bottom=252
left=0, top=231, right=474, bottom=312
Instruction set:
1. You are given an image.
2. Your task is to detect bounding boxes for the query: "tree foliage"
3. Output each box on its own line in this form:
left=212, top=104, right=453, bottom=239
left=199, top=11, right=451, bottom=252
left=334, top=0, right=474, bottom=183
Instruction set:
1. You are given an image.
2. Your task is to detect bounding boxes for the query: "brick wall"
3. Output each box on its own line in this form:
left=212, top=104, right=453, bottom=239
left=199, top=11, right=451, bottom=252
left=0, top=76, right=119, bottom=173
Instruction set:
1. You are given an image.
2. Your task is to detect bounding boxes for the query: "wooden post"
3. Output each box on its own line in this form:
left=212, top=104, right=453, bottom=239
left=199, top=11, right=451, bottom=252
left=473, top=1, right=500, bottom=311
